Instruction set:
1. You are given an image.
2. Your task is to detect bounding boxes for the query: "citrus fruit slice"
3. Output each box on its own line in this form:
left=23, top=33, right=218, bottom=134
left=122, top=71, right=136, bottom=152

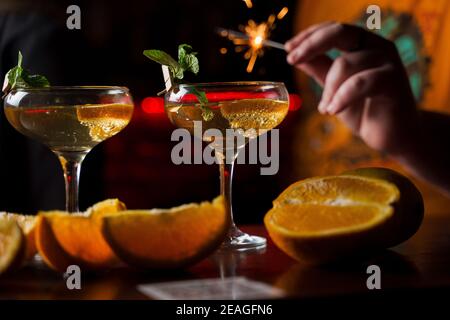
left=265, top=169, right=423, bottom=265
left=0, top=219, right=25, bottom=275
left=274, top=175, right=400, bottom=207
left=35, top=199, right=125, bottom=272
left=343, top=167, right=424, bottom=247
left=35, top=214, right=76, bottom=272
left=0, top=213, right=37, bottom=260
left=101, top=196, right=228, bottom=269
left=86, top=198, right=127, bottom=218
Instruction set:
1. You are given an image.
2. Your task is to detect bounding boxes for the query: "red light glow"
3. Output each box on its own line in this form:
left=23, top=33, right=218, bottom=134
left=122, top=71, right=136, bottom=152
left=140, top=94, right=301, bottom=114
left=288, top=94, right=302, bottom=111
left=141, top=97, right=165, bottom=114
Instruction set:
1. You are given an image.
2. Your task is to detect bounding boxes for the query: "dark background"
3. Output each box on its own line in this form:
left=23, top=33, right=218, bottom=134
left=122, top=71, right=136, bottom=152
left=0, top=0, right=300, bottom=223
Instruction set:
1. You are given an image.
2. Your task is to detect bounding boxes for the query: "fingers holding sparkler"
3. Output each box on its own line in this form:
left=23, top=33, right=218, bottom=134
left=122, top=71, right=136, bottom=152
left=295, top=55, right=333, bottom=87
left=284, top=21, right=335, bottom=52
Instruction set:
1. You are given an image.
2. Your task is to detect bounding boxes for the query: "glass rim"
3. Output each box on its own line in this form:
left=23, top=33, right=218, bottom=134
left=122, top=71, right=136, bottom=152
left=176, top=81, right=286, bottom=88
left=9, top=85, right=130, bottom=93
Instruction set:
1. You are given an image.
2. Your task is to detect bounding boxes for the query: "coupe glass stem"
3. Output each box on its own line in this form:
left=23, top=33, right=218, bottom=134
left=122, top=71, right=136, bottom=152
left=216, top=150, right=241, bottom=239
left=55, top=151, right=88, bottom=212
left=215, top=145, right=267, bottom=251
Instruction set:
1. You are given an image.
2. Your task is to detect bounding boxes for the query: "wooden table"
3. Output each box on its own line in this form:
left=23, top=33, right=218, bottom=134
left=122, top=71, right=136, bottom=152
left=1, top=215, right=450, bottom=300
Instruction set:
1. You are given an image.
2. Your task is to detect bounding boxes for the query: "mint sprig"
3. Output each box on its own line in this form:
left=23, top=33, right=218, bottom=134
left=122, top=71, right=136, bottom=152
left=143, top=44, right=212, bottom=121
left=177, top=44, right=199, bottom=75
left=2, top=51, right=50, bottom=98
left=143, top=49, right=184, bottom=79
left=185, top=86, right=213, bottom=121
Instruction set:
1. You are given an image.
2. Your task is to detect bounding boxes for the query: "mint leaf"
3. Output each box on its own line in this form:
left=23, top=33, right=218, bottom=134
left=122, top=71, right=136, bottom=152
left=178, top=44, right=199, bottom=75
left=143, top=44, right=213, bottom=120
left=200, top=106, right=214, bottom=121
left=17, top=50, right=23, bottom=66
left=143, top=49, right=184, bottom=79
left=185, top=86, right=213, bottom=121
left=188, top=87, right=208, bottom=105
left=2, top=51, right=50, bottom=98
left=6, top=51, right=23, bottom=90
left=22, top=71, right=50, bottom=87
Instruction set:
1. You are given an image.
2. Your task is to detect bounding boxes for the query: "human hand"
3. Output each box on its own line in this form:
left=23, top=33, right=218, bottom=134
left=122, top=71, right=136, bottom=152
left=286, top=22, right=420, bottom=156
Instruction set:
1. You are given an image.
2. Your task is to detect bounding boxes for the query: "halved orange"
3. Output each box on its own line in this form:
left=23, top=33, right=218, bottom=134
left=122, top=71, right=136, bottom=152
left=343, top=167, right=424, bottom=247
left=265, top=168, right=423, bottom=265
left=0, top=213, right=37, bottom=260
left=0, top=219, right=25, bottom=275
left=274, top=175, right=400, bottom=208
left=101, top=196, right=228, bottom=269
left=35, top=199, right=125, bottom=272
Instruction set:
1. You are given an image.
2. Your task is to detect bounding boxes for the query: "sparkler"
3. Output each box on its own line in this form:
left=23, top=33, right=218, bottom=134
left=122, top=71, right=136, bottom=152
left=243, top=0, right=253, bottom=9
left=217, top=28, right=285, bottom=51
left=217, top=7, right=288, bottom=73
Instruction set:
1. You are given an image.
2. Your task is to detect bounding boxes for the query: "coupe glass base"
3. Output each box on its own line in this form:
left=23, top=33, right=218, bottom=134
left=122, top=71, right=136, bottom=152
left=220, top=228, right=267, bottom=251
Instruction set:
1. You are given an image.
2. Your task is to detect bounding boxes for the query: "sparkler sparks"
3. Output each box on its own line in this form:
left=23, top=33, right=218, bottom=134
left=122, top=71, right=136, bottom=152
left=243, top=0, right=253, bottom=9
left=218, top=7, right=288, bottom=73
left=277, top=7, right=289, bottom=20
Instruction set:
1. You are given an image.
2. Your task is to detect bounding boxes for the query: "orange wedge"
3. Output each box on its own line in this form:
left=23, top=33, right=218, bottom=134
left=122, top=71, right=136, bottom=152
left=265, top=168, right=423, bottom=265
left=0, top=219, right=25, bottom=275
left=35, top=199, right=125, bottom=272
left=0, top=213, right=37, bottom=260
left=35, top=214, right=75, bottom=272
left=101, top=196, right=228, bottom=269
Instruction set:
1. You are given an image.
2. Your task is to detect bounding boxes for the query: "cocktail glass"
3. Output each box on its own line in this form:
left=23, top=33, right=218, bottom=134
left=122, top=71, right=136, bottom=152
left=165, top=82, right=289, bottom=250
left=4, top=86, right=134, bottom=212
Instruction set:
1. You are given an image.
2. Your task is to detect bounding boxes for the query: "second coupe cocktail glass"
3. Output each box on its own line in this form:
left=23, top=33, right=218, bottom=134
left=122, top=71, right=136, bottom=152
left=4, top=86, right=134, bottom=212
left=165, top=82, right=289, bottom=250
